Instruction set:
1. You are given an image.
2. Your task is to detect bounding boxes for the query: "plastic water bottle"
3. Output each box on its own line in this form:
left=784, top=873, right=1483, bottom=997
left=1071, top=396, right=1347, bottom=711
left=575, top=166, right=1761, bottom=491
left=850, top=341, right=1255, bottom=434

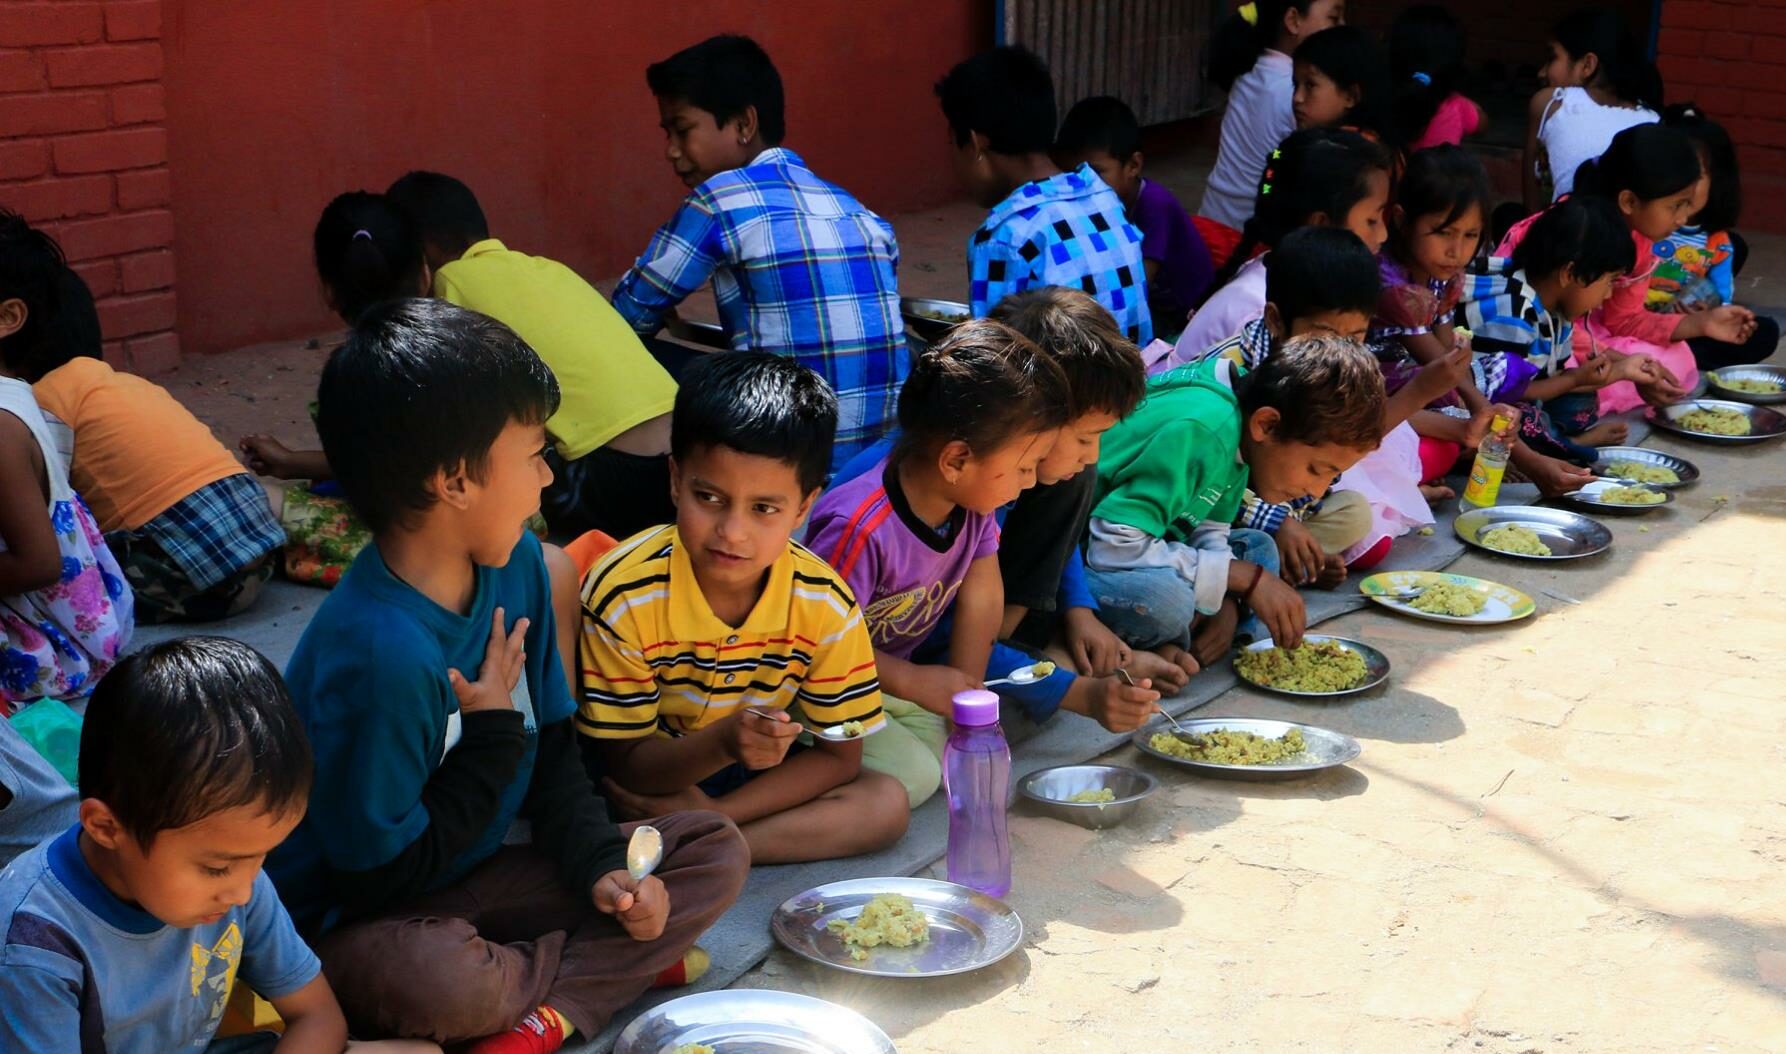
left=944, top=689, right=1012, bottom=897
left=1459, top=411, right=1518, bottom=512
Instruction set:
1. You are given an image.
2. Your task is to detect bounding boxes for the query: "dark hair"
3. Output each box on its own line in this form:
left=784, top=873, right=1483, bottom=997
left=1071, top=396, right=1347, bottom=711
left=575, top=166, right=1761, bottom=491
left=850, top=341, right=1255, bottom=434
left=894, top=317, right=1070, bottom=462
left=1665, top=103, right=1740, bottom=233
left=935, top=46, right=1056, bottom=155
left=1055, top=95, right=1141, bottom=162
left=989, top=287, right=1146, bottom=419
left=0, top=208, right=67, bottom=379
left=1210, top=1, right=1321, bottom=92
left=1572, top=123, right=1702, bottom=205
left=79, top=637, right=313, bottom=846
left=1511, top=195, right=1636, bottom=285
left=1266, top=226, right=1380, bottom=324
left=314, top=191, right=426, bottom=326
left=1390, top=145, right=1491, bottom=260
left=13, top=266, right=103, bottom=382
left=1390, top=5, right=1467, bottom=146
left=317, top=298, right=560, bottom=535
left=1237, top=333, right=1384, bottom=450
left=1208, top=127, right=1391, bottom=294
left=671, top=351, right=837, bottom=495
left=1552, top=8, right=1662, bottom=111
left=646, top=34, right=786, bottom=146
left=384, top=171, right=489, bottom=260
left=1295, top=26, right=1393, bottom=144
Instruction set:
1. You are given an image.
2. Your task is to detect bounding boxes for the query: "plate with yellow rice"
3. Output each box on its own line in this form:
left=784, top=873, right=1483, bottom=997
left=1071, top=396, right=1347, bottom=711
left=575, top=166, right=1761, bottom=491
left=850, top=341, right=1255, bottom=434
left=1706, top=365, right=1786, bottom=405
left=1131, top=717, right=1362, bottom=782
left=1589, top=446, right=1698, bottom=490
left=1455, top=506, right=1612, bottom=561
left=1648, top=398, right=1786, bottom=444
left=1557, top=479, right=1674, bottom=516
left=1359, top=571, right=1537, bottom=626
left=771, top=877, right=1022, bottom=979
left=615, top=989, right=896, bottom=1054
left=1228, top=635, right=1390, bottom=698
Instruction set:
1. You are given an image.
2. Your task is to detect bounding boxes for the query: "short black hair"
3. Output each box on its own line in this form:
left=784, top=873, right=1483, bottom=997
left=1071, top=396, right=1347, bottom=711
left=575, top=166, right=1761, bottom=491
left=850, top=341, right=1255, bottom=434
left=1665, top=103, right=1741, bottom=233
left=314, top=190, right=426, bottom=325
left=1055, top=95, right=1141, bottom=162
left=1237, top=334, right=1385, bottom=452
left=646, top=34, right=786, bottom=146
left=894, top=317, right=1071, bottom=462
left=79, top=637, right=313, bottom=847
left=1294, top=26, right=1394, bottom=145
left=317, top=298, right=560, bottom=535
left=1267, top=226, right=1380, bottom=325
left=1390, top=144, right=1492, bottom=259
left=935, top=46, right=1057, bottom=155
left=0, top=208, right=69, bottom=380
left=1511, top=195, right=1636, bottom=286
left=385, top=171, right=490, bottom=259
left=21, top=265, right=103, bottom=381
left=671, top=351, right=837, bottom=495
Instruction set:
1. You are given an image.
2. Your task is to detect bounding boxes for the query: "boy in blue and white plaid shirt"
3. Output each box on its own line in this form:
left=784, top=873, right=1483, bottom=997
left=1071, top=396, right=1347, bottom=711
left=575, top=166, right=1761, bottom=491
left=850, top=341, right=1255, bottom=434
left=934, top=47, right=1153, bottom=347
left=611, top=34, right=906, bottom=472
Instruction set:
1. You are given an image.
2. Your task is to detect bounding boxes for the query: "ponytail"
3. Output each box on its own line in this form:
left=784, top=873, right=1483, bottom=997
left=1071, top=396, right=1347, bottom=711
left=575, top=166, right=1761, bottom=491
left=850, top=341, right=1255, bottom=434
left=1552, top=8, right=1663, bottom=110
left=1570, top=123, right=1700, bottom=204
left=1210, top=1, right=1311, bottom=91
left=1389, top=4, right=1466, bottom=147
left=313, top=191, right=426, bottom=326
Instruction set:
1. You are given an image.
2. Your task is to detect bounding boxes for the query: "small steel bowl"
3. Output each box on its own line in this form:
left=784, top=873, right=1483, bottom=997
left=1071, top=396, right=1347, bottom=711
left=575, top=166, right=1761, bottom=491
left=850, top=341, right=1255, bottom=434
left=1017, top=764, right=1156, bottom=829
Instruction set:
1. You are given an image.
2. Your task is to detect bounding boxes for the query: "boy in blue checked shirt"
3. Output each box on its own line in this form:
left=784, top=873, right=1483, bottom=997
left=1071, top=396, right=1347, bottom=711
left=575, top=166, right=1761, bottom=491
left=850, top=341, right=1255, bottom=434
left=611, top=34, right=906, bottom=472
left=935, top=47, right=1154, bottom=346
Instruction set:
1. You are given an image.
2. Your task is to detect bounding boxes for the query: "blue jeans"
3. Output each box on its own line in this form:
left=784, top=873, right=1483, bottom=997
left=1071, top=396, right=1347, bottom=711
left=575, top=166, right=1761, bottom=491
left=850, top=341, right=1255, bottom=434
left=1082, top=528, right=1280, bottom=650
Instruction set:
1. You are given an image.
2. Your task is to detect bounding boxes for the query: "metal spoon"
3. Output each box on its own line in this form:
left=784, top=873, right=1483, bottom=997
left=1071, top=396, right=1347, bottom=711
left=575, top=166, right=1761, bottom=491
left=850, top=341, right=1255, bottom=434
left=743, top=705, right=875, bottom=742
left=626, top=824, right=663, bottom=882
left=1120, top=667, right=1197, bottom=745
left=984, top=660, right=1058, bottom=688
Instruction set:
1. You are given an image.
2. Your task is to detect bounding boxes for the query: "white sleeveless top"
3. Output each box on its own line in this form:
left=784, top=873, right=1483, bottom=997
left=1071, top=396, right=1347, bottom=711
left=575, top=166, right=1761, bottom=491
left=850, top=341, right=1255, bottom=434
left=1536, top=86, right=1657, bottom=200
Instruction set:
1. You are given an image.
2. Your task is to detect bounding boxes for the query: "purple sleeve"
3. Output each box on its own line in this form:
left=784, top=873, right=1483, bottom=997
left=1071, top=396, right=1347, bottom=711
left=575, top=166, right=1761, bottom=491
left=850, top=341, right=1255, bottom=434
left=970, top=511, right=1001, bottom=562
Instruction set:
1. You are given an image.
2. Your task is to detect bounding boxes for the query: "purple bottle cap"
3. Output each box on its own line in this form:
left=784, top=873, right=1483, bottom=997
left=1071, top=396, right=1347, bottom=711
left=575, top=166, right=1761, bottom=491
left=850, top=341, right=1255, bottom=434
left=951, top=689, right=1001, bottom=727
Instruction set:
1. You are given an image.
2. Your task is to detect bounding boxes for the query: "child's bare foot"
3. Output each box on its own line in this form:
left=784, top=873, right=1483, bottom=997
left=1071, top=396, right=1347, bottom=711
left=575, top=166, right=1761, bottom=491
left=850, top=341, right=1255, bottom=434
left=1573, top=419, right=1629, bottom=447
left=1126, top=646, right=1195, bottom=692
left=1420, top=483, right=1455, bottom=502
left=1313, top=552, right=1348, bottom=590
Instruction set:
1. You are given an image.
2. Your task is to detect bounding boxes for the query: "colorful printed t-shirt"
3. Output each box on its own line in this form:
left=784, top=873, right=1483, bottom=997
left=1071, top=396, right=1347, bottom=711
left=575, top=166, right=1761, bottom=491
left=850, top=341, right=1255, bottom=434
left=576, top=525, right=885, bottom=740
left=1367, top=254, right=1466, bottom=394
left=0, top=826, right=319, bottom=1053
left=1646, top=226, right=1734, bottom=310
left=805, top=460, right=1001, bottom=660
left=969, top=163, right=1153, bottom=345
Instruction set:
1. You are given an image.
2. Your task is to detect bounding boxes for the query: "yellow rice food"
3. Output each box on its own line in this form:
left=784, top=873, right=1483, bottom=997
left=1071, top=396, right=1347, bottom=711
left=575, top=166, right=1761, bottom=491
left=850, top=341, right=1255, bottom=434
left=1678, top=407, right=1752, bottom=435
left=1597, top=485, right=1665, bottom=506
left=839, top=720, right=866, bottom=738
left=1234, top=640, right=1368, bottom=692
left=1480, top=525, right=1552, bottom=557
left=1409, top=581, right=1487, bottom=616
left=827, top=894, right=930, bottom=961
left=1067, top=788, right=1117, bottom=803
left=1605, top=460, right=1679, bottom=484
left=1717, top=376, right=1784, bottom=394
left=1147, top=727, right=1308, bottom=765
left=670, top=1046, right=715, bottom=1054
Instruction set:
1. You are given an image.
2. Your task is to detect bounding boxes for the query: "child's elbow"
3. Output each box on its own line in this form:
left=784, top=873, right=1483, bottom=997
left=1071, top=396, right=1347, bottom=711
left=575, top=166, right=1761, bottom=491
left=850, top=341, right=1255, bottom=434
left=15, top=551, right=65, bottom=594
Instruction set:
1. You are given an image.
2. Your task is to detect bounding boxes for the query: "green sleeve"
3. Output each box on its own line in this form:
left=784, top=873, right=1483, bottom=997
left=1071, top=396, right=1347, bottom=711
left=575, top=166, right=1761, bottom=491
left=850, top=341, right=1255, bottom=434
left=1092, top=419, right=1232, bottom=537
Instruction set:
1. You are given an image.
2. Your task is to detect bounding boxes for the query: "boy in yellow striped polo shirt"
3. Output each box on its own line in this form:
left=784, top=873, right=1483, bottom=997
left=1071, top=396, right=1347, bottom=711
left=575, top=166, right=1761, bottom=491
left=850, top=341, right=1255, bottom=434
left=578, top=353, right=910, bottom=864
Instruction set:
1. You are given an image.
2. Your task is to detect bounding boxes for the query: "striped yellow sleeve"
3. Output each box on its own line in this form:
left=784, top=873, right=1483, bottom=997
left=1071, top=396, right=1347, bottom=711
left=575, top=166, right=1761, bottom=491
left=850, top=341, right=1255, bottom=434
left=792, top=576, right=884, bottom=734
left=576, top=595, right=662, bottom=740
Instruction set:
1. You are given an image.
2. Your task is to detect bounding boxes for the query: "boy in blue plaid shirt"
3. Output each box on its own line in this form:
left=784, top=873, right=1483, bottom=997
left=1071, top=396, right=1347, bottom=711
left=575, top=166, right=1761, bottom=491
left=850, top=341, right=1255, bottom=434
left=611, top=35, right=906, bottom=472
left=935, top=47, right=1153, bottom=347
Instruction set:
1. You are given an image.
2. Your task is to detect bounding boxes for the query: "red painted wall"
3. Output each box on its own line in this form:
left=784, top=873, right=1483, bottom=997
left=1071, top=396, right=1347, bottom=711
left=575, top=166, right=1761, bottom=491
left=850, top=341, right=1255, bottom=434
left=163, top=1, right=990, bottom=356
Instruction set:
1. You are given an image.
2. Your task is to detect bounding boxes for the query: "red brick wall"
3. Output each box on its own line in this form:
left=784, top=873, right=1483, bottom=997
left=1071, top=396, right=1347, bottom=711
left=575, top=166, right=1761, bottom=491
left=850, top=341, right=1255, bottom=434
left=0, top=2, right=177, bottom=373
left=1657, top=0, right=1786, bottom=232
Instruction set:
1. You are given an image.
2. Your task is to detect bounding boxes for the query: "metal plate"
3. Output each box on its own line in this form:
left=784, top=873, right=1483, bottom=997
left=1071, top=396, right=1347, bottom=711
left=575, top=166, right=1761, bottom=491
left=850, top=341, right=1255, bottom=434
left=1556, top=479, right=1675, bottom=516
left=1229, top=634, right=1390, bottom=698
left=771, top=877, right=1023, bottom=979
left=1130, top=717, right=1363, bottom=782
left=1590, top=446, right=1700, bottom=489
left=1706, top=365, right=1786, bottom=405
left=1647, top=398, right=1786, bottom=444
left=615, top=989, right=896, bottom=1054
left=1455, top=505, right=1612, bottom=561
left=1358, top=570, right=1537, bottom=626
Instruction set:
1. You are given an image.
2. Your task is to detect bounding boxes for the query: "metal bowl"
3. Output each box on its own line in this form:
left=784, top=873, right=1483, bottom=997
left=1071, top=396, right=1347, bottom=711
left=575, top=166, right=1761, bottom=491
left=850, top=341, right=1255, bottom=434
left=1706, top=365, right=1786, bottom=405
left=1589, top=446, right=1700, bottom=489
left=1455, top=505, right=1612, bottom=561
left=900, top=296, right=972, bottom=343
left=615, top=989, right=896, bottom=1054
left=1231, top=635, right=1390, bottom=698
left=1016, top=764, right=1156, bottom=829
left=1648, top=398, right=1786, bottom=444
left=1557, top=479, right=1674, bottom=516
left=771, top=877, right=1022, bottom=979
left=1130, top=717, right=1362, bottom=782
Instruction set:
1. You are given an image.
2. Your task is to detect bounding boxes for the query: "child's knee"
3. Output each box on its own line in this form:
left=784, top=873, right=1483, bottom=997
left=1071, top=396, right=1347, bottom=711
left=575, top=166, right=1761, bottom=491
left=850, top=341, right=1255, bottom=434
left=853, top=769, right=913, bottom=848
left=324, top=918, right=543, bottom=1041
left=1230, top=527, right=1281, bottom=574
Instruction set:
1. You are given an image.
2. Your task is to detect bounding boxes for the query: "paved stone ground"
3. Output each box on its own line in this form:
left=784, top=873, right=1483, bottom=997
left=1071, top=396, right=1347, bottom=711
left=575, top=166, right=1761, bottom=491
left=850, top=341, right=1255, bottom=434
left=169, top=148, right=1786, bottom=1052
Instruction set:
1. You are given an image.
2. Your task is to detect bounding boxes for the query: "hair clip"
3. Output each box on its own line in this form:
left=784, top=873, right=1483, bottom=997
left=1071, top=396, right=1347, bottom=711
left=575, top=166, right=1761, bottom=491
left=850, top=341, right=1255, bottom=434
left=1270, top=148, right=1282, bottom=161
left=1238, top=2, right=1258, bottom=26
left=1260, top=183, right=1273, bottom=195
left=1411, top=71, right=1432, bottom=86
left=351, top=229, right=373, bottom=241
